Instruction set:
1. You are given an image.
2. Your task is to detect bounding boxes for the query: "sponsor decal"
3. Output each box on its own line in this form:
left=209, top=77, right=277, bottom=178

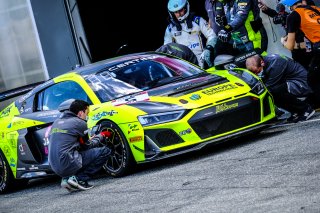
left=13, top=120, right=25, bottom=126
left=174, top=31, right=182, bottom=36
left=179, top=128, right=192, bottom=136
left=128, top=124, right=139, bottom=134
left=129, top=136, right=143, bottom=143
left=8, top=134, right=17, bottom=148
left=309, top=12, right=320, bottom=19
left=190, top=94, right=201, bottom=101
left=51, top=128, right=67, bottom=134
left=37, top=111, right=58, bottom=118
left=112, top=91, right=149, bottom=106
left=43, top=126, right=51, bottom=155
left=38, top=80, right=52, bottom=89
left=176, top=82, right=202, bottom=91
left=234, top=51, right=257, bottom=62
left=179, top=99, right=188, bottom=104
left=216, top=102, right=239, bottom=114
left=18, top=91, right=32, bottom=103
left=9, top=158, right=15, bottom=167
left=189, top=42, right=200, bottom=49
left=3, top=145, right=10, bottom=156
left=235, top=82, right=244, bottom=87
left=19, top=144, right=26, bottom=155
left=24, top=107, right=32, bottom=113
left=108, top=56, right=158, bottom=71
left=29, top=165, right=39, bottom=170
left=202, top=84, right=238, bottom=95
left=92, top=110, right=118, bottom=121
left=240, top=35, right=249, bottom=43
left=238, top=2, right=247, bottom=6
left=0, top=105, right=12, bottom=118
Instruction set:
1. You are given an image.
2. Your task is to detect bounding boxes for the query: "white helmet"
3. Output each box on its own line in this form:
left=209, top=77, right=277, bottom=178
left=168, top=0, right=190, bottom=22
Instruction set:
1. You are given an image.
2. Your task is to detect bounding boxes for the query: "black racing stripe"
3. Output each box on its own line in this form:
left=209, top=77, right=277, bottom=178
left=17, top=111, right=60, bottom=123
left=128, top=101, right=185, bottom=114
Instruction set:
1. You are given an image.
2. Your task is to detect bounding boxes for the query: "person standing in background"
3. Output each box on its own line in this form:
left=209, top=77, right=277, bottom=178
left=207, top=0, right=268, bottom=56
left=164, top=0, right=217, bottom=68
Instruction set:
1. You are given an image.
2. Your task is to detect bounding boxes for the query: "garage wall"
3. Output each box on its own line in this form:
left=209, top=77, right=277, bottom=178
left=30, top=0, right=90, bottom=78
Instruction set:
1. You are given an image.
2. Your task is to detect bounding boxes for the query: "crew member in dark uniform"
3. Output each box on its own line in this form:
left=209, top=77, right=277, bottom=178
left=49, top=99, right=112, bottom=191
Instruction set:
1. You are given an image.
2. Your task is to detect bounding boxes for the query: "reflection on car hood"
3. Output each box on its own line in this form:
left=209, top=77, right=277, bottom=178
left=147, top=74, right=228, bottom=97
left=128, top=101, right=184, bottom=114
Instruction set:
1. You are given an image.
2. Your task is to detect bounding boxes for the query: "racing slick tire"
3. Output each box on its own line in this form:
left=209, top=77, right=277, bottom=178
left=0, top=150, right=12, bottom=194
left=100, top=121, right=135, bottom=177
left=0, top=150, right=28, bottom=194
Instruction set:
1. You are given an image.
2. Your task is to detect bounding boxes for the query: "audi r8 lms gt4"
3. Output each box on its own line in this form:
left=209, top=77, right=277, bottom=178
left=0, top=52, right=276, bottom=193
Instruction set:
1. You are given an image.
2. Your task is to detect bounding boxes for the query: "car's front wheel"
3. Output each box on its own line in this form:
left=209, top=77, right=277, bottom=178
left=0, top=150, right=13, bottom=194
left=99, top=121, right=135, bottom=177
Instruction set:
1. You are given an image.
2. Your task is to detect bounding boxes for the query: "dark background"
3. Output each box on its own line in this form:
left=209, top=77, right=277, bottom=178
left=77, top=0, right=207, bottom=62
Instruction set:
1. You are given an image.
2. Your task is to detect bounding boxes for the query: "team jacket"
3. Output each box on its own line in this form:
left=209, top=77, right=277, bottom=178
left=219, top=0, right=267, bottom=52
left=294, top=5, right=320, bottom=44
left=164, top=15, right=216, bottom=68
left=48, top=111, right=88, bottom=177
left=261, top=54, right=311, bottom=96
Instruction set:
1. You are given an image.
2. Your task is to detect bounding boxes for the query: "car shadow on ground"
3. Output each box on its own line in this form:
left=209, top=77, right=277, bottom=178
left=2, top=123, right=296, bottom=194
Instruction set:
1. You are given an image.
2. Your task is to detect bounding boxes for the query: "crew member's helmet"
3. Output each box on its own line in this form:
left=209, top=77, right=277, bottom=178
left=281, top=0, right=301, bottom=6
left=168, top=0, right=190, bottom=22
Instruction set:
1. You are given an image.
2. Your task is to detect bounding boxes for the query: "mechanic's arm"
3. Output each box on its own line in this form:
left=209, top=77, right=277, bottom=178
left=228, top=0, right=251, bottom=30
left=259, top=3, right=278, bottom=18
left=164, top=26, right=174, bottom=45
left=283, top=33, right=295, bottom=51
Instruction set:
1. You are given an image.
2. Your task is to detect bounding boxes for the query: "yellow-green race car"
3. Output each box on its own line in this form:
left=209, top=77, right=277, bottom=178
left=0, top=52, right=276, bottom=193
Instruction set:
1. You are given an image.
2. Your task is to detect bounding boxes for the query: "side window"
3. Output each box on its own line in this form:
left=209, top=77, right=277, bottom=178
left=37, top=81, right=91, bottom=111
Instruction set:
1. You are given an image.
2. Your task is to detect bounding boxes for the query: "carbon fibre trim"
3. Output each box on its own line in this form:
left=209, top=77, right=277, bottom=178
left=189, top=97, right=260, bottom=139
left=137, top=123, right=271, bottom=163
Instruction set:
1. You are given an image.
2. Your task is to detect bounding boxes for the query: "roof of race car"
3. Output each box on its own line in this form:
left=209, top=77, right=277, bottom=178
left=76, top=52, right=164, bottom=76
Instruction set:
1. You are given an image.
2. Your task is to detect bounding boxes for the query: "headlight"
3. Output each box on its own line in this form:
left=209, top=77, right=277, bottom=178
left=138, top=110, right=185, bottom=126
left=250, top=80, right=265, bottom=95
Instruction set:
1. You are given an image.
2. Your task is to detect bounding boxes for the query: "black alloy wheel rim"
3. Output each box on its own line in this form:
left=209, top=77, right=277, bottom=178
left=102, top=127, right=125, bottom=173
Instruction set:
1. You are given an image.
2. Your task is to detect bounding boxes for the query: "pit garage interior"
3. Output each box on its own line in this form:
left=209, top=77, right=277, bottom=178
left=75, top=0, right=207, bottom=62
left=30, top=0, right=207, bottom=78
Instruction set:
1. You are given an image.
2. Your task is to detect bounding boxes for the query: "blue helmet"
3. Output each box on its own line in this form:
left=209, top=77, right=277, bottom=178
left=280, top=0, right=301, bottom=6
left=168, top=0, right=190, bottom=22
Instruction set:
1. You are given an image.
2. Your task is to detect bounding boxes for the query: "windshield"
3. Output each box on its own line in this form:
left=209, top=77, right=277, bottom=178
left=85, top=55, right=205, bottom=102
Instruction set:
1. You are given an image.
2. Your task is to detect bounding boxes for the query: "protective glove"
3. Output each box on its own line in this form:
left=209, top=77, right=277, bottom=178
left=200, top=49, right=213, bottom=68
left=215, top=15, right=227, bottom=27
left=218, top=29, right=231, bottom=43
left=280, top=36, right=287, bottom=46
left=86, top=134, right=104, bottom=148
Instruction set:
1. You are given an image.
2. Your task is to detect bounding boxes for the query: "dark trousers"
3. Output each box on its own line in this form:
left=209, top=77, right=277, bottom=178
left=76, top=147, right=111, bottom=181
left=270, top=83, right=309, bottom=114
left=307, top=52, right=320, bottom=108
left=292, top=49, right=313, bottom=70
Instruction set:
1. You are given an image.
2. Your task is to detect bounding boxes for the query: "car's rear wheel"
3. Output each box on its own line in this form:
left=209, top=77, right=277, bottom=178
left=0, top=150, right=13, bottom=194
left=100, top=121, right=135, bottom=177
